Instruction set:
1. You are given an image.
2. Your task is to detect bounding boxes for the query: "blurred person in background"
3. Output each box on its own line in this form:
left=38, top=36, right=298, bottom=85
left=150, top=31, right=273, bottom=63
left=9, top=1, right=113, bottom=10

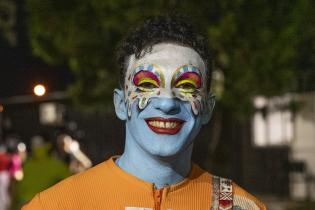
left=0, top=135, right=26, bottom=210
left=13, top=135, right=71, bottom=209
left=22, top=15, right=266, bottom=210
left=0, top=144, right=11, bottom=210
left=6, top=138, right=24, bottom=182
left=56, top=134, right=92, bottom=173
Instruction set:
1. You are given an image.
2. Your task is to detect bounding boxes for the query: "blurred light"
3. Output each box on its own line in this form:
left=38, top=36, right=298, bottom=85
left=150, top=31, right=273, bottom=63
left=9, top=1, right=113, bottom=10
left=253, top=96, right=267, bottom=109
left=211, top=69, right=225, bottom=99
left=69, top=141, right=80, bottom=153
left=63, top=135, right=73, bottom=153
left=17, top=142, right=26, bottom=152
left=0, top=104, right=3, bottom=112
left=33, top=84, right=46, bottom=96
left=14, top=170, right=24, bottom=181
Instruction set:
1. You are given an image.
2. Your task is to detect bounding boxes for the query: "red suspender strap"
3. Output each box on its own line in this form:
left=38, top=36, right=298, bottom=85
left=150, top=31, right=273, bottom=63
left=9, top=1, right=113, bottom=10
left=211, top=176, right=233, bottom=210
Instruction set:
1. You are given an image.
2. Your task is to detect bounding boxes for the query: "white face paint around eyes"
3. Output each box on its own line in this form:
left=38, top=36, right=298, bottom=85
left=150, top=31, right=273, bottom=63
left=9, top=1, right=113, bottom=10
left=124, top=43, right=208, bottom=117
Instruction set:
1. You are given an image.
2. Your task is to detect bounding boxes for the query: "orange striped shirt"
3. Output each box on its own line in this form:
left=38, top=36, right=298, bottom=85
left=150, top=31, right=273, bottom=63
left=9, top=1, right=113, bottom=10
left=22, top=157, right=266, bottom=210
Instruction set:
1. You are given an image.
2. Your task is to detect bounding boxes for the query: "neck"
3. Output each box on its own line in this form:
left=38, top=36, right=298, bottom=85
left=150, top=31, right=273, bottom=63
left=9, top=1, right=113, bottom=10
left=116, top=127, right=193, bottom=189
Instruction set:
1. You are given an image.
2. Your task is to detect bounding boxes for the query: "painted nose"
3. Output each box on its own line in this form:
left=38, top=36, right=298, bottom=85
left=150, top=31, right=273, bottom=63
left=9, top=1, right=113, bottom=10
left=153, top=98, right=180, bottom=115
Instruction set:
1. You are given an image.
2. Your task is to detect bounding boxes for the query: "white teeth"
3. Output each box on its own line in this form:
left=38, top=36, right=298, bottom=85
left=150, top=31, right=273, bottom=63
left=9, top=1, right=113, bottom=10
left=148, top=120, right=178, bottom=128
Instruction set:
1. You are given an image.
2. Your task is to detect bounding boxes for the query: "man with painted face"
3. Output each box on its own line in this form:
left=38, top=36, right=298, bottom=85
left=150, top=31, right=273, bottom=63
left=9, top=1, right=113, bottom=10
left=23, top=15, right=266, bottom=210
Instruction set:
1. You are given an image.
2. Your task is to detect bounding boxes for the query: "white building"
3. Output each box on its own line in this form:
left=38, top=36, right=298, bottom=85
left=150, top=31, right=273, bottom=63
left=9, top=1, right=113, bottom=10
left=252, top=92, right=315, bottom=200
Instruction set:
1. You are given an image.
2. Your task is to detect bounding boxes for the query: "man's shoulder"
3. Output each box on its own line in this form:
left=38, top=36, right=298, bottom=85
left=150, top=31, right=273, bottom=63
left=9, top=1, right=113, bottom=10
left=22, top=159, right=113, bottom=210
left=195, top=168, right=266, bottom=210
left=232, top=183, right=267, bottom=210
left=210, top=174, right=266, bottom=210
left=21, top=174, right=77, bottom=210
left=44, top=158, right=112, bottom=191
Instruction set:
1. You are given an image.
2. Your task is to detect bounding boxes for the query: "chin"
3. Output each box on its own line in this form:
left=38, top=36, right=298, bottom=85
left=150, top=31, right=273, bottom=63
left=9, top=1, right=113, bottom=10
left=147, top=144, right=183, bottom=157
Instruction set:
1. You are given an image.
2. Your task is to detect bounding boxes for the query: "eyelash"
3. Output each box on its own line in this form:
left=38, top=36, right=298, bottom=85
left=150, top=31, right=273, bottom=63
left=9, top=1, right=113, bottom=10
left=177, top=83, right=196, bottom=89
left=175, top=80, right=198, bottom=93
left=138, top=82, right=158, bottom=89
left=136, top=80, right=159, bottom=92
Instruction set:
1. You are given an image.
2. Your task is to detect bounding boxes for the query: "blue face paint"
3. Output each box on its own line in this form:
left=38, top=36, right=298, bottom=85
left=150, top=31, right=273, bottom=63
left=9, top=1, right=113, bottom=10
left=114, top=43, right=215, bottom=188
left=126, top=96, right=203, bottom=157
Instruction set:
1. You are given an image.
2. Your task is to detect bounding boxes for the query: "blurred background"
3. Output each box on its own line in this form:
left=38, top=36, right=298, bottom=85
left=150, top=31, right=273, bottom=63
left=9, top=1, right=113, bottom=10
left=0, top=0, right=314, bottom=209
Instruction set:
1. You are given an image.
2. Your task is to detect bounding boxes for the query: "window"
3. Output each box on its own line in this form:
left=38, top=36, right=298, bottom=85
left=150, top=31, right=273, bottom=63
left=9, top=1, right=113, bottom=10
left=252, top=95, right=294, bottom=146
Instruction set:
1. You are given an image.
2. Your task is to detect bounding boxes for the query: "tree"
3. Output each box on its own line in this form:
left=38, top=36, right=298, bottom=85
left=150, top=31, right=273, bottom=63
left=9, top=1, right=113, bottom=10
left=25, top=0, right=315, bottom=115
left=24, top=1, right=315, bottom=185
left=0, top=0, right=17, bottom=46
left=25, top=0, right=168, bottom=111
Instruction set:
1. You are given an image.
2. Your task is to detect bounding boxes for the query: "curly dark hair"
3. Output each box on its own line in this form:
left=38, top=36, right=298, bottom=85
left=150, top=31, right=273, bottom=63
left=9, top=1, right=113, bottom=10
left=116, top=14, right=213, bottom=90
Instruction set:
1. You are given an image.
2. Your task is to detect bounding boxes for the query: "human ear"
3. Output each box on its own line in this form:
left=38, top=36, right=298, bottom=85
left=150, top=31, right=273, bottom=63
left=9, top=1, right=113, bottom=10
left=113, top=89, right=127, bottom=121
left=201, top=93, right=215, bottom=124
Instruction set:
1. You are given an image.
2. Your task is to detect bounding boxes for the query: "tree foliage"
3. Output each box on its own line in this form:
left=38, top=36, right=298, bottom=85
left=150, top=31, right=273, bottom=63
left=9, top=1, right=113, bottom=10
left=25, top=0, right=315, bottom=115
left=0, top=0, right=17, bottom=46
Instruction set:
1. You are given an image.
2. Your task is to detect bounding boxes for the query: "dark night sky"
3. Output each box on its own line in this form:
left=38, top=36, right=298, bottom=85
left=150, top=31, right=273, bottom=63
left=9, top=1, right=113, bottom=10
left=0, top=1, right=74, bottom=98
left=0, top=43, right=74, bottom=98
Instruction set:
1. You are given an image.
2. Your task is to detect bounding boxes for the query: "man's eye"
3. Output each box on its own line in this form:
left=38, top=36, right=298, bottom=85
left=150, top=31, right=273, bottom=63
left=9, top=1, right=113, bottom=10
left=138, top=82, right=158, bottom=89
left=136, top=81, right=159, bottom=92
left=176, top=83, right=196, bottom=90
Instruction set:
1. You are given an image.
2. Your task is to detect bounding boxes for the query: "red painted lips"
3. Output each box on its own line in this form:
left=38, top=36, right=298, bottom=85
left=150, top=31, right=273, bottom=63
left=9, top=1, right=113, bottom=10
left=145, top=117, right=185, bottom=135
